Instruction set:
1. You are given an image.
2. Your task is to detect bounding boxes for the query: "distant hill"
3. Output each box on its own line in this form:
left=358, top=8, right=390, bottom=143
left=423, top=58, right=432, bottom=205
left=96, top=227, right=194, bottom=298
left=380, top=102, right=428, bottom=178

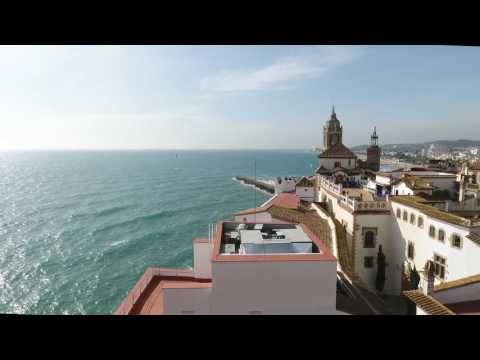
left=351, top=139, right=480, bottom=153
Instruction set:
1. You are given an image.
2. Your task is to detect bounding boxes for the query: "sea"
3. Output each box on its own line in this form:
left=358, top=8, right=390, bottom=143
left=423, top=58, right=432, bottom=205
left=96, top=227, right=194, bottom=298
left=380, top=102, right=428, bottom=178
left=0, top=150, right=323, bottom=314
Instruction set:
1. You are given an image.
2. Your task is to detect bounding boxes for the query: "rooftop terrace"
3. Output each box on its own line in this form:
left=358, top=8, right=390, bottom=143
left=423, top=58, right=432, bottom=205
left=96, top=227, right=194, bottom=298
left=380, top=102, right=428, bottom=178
left=220, top=223, right=319, bottom=255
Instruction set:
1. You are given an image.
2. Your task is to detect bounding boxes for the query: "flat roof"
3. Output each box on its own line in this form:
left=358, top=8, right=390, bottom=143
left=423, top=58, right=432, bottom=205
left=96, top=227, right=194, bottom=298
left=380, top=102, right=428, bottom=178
left=212, top=221, right=336, bottom=262
left=229, top=224, right=318, bottom=255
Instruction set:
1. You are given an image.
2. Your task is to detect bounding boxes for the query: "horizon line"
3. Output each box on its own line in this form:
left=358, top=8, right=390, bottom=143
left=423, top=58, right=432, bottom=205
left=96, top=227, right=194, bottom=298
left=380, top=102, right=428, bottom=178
left=0, top=148, right=318, bottom=151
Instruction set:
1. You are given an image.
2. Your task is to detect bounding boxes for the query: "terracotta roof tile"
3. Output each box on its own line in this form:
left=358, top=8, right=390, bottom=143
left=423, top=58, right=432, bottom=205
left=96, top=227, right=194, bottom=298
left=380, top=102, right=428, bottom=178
left=470, top=161, right=480, bottom=170
left=466, top=232, right=480, bottom=245
left=233, top=193, right=299, bottom=216
left=400, top=175, right=433, bottom=190
left=403, top=290, right=455, bottom=315
left=434, top=274, right=480, bottom=292
left=319, top=143, right=356, bottom=159
left=296, top=176, right=315, bottom=187
left=390, top=196, right=471, bottom=227
left=266, top=206, right=332, bottom=251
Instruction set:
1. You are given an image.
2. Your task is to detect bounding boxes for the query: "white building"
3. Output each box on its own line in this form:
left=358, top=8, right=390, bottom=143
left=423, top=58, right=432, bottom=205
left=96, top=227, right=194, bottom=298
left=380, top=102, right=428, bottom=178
left=372, top=169, right=457, bottom=197
left=115, top=220, right=340, bottom=315
left=272, top=176, right=297, bottom=194
left=295, top=176, right=316, bottom=202
left=317, top=170, right=480, bottom=299
left=316, top=175, right=395, bottom=292
left=389, top=195, right=480, bottom=292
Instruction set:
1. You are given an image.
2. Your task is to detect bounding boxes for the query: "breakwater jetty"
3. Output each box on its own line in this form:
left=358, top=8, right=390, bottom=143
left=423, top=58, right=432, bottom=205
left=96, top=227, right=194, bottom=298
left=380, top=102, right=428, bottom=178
left=234, top=176, right=275, bottom=194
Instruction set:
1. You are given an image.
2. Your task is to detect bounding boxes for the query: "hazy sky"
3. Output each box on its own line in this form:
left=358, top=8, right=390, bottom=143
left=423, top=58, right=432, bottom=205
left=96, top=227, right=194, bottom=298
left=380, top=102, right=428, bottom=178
left=0, top=45, right=479, bottom=150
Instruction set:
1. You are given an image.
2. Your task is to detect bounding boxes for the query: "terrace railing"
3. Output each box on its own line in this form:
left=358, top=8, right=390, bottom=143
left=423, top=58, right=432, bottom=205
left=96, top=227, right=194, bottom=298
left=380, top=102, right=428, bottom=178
left=320, top=176, right=389, bottom=212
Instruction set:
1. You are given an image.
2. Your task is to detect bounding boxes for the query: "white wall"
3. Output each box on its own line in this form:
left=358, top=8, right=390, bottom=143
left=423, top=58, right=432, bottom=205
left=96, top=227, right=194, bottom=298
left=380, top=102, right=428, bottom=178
left=210, top=260, right=337, bottom=314
left=367, top=179, right=377, bottom=192
left=296, top=186, right=314, bottom=201
left=318, top=186, right=356, bottom=254
left=193, top=241, right=213, bottom=279
left=273, top=178, right=296, bottom=193
left=320, top=157, right=356, bottom=170
left=390, top=202, right=480, bottom=289
left=354, top=213, right=397, bottom=293
left=163, top=287, right=212, bottom=315
left=392, top=182, right=414, bottom=196
left=376, top=175, right=392, bottom=186
left=416, top=307, right=428, bottom=315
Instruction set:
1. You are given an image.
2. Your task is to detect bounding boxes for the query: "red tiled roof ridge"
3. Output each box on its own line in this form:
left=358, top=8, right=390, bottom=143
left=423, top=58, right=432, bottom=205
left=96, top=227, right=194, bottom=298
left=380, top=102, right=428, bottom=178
left=403, top=289, right=456, bottom=315
left=434, top=273, right=480, bottom=292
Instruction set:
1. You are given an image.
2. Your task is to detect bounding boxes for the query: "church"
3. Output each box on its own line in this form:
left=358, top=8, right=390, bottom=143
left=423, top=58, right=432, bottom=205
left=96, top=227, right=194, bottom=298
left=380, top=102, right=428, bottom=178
left=316, top=107, right=381, bottom=183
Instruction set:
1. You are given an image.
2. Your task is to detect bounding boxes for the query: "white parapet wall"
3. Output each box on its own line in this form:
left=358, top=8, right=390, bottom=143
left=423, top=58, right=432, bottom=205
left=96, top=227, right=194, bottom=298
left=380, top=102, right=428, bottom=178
left=210, top=259, right=337, bottom=314
left=193, top=240, right=214, bottom=279
left=163, top=287, right=212, bottom=315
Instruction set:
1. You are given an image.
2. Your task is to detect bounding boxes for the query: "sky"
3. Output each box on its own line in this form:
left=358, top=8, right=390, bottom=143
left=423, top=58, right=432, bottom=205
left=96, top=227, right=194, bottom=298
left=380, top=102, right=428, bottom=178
left=0, top=45, right=479, bottom=150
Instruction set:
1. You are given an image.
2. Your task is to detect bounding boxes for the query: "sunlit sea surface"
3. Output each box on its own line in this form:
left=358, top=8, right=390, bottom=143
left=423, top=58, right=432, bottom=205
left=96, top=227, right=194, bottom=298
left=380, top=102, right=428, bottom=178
left=0, top=150, right=330, bottom=314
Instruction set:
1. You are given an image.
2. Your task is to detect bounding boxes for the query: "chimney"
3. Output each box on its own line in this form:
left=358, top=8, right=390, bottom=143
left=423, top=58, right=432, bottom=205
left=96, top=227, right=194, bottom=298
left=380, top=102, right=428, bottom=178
left=421, top=260, right=435, bottom=296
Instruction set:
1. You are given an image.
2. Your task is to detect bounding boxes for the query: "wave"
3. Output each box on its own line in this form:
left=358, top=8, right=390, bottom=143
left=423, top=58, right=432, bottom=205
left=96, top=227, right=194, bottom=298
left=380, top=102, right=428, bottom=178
left=95, top=205, right=130, bottom=218
left=92, top=209, right=182, bottom=236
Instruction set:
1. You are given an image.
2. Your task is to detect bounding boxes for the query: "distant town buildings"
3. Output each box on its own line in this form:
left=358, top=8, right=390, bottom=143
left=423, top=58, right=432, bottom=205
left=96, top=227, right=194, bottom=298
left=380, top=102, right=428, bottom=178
left=116, top=108, right=480, bottom=315
left=314, top=109, right=480, bottom=314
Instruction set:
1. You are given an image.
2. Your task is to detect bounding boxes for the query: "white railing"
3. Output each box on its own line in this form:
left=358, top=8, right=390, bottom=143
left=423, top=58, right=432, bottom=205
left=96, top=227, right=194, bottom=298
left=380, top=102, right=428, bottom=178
left=320, top=176, right=389, bottom=212
left=208, top=223, right=217, bottom=243
left=320, top=176, right=343, bottom=195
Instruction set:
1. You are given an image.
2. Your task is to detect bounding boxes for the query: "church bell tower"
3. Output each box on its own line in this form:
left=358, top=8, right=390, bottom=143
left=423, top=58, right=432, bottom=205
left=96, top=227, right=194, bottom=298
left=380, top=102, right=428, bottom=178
left=323, top=106, right=343, bottom=150
left=366, top=127, right=381, bottom=172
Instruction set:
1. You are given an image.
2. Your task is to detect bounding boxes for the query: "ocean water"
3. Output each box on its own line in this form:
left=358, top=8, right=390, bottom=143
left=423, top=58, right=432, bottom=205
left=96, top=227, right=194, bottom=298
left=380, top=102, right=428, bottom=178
left=0, top=150, right=318, bottom=314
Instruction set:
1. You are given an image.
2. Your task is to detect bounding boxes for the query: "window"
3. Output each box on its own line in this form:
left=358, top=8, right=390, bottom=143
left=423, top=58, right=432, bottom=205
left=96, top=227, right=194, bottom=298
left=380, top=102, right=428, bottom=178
left=450, top=234, right=462, bottom=249
left=433, top=254, right=446, bottom=279
left=438, top=229, right=445, bottom=242
left=362, top=228, right=377, bottom=248
left=334, top=161, right=341, bottom=168
left=429, top=225, right=436, bottom=238
left=410, top=213, right=416, bottom=224
left=417, top=216, right=424, bottom=228
left=407, top=242, right=415, bottom=260
left=243, top=217, right=247, bottom=222
left=403, top=210, right=408, bottom=222
left=348, top=159, right=351, bottom=167
left=364, top=256, right=374, bottom=268
left=396, top=208, right=401, bottom=218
